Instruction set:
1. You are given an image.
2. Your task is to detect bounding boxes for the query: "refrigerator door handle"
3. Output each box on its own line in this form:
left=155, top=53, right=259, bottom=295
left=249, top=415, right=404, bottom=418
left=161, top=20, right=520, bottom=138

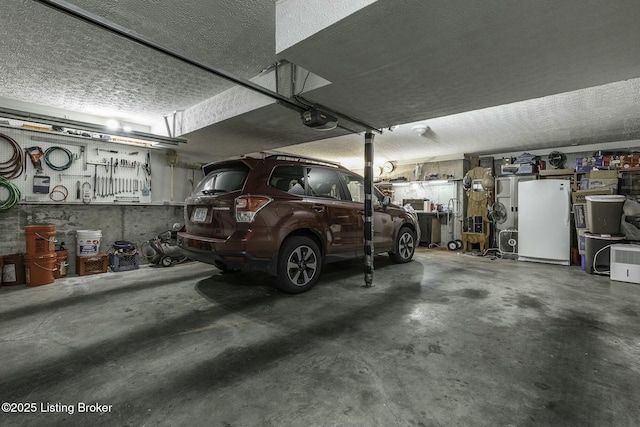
left=564, top=187, right=570, bottom=226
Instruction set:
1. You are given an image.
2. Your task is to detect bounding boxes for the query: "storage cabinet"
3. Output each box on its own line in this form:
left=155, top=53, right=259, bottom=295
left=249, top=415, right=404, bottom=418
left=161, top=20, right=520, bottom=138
left=494, top=175, right=536, bottom=232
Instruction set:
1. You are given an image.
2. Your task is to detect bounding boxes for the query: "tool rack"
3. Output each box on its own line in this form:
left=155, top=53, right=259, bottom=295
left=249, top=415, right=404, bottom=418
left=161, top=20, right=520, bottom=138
left=0, top=122, right=153, bottom=205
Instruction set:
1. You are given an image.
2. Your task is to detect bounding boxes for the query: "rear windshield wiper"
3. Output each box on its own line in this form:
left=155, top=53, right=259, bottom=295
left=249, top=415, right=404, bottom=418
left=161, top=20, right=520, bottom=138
left=201, top=189, right=227, bottom=195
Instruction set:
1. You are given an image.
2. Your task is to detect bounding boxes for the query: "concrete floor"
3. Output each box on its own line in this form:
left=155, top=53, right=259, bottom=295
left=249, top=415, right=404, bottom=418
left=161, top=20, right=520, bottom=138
left=1, top=248, right=639, bottom=427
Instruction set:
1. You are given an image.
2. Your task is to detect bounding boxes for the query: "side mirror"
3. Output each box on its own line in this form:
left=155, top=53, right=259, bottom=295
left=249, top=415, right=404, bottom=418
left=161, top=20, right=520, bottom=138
left=382, top=195, right=391, bottom=207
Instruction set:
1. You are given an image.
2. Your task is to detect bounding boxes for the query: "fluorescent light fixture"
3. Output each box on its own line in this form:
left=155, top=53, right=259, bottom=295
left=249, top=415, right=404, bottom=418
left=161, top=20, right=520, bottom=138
left=0, top=106, right=186, bottom=146
left=106, top=119, right=120, bottom=130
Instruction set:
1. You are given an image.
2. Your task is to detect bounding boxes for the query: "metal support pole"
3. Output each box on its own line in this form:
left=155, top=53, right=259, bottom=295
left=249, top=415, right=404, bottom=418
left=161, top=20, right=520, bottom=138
left=364, top=131, right=374, bottom=287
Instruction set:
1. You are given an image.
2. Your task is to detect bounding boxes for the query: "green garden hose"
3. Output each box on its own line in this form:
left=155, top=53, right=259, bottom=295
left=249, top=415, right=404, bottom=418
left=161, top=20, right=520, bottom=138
left=0, top=178, right=21, bottom=210
left=44, top=146, right=74, bottom=171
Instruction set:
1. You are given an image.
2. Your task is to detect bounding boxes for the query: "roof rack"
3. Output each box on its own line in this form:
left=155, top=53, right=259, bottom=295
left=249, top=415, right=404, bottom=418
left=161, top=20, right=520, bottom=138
left=265, top=154, right=341, bottom=168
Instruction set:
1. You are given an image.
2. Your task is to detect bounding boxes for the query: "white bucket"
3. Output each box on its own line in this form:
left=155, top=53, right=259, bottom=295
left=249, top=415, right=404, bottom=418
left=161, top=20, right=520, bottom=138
left=76, top=230, right=102, bottom=256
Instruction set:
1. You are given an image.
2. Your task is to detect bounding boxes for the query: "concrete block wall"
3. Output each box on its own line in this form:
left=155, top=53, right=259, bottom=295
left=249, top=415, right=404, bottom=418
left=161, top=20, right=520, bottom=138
left=0, top=203, right=184, bottom=275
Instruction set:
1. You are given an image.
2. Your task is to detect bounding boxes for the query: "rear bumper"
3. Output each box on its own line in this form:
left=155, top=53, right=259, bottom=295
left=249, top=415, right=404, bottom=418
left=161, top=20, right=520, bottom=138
left=177, top=231, right=276, bottom=274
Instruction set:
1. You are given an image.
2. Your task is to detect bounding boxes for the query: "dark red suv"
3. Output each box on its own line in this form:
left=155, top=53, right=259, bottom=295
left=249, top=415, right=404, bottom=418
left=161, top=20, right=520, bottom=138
left=177, top=155, right=420, bottom=293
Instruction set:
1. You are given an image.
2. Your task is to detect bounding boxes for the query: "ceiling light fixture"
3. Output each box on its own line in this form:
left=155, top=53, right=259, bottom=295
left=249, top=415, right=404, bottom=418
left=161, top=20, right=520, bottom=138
left=106, top=119, right=120, bottom=130
left=412, top=125, right=430, bottom=135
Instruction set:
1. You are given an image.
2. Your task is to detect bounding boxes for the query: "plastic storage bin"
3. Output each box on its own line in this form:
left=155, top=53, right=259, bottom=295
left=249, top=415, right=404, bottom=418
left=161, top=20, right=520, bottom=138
left=586, top=195, right=626, bottom=234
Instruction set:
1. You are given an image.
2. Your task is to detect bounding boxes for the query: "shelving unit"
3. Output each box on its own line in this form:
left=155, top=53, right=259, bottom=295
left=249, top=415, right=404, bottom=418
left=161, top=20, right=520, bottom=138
left=538, top=168, right=585, bottom=191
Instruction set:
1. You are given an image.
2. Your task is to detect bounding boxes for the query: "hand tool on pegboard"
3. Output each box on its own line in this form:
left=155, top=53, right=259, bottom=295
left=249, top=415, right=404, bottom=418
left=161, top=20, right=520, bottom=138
left=93, top=164, right=97, bottom=199
left=109, top=157, right=114, bottom=196
left=59, top=173, right=91, bottom=181
left=82, top=182, right=92, bottom=204
left=25, top=146, right=45, bottom=174
left=96, top=148, right=118, bottom=155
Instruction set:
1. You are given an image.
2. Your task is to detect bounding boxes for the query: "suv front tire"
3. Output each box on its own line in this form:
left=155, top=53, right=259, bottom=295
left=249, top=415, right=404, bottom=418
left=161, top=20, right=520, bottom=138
left=389, top=226, right=416, bottom=263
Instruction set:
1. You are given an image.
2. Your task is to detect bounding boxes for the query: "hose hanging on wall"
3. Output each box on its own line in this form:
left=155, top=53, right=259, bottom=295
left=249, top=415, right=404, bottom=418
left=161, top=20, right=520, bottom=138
left=43, top=146, right=74, bottom=171
left=0, top=178, right=21, bottom=210
left=0, top=133, right=26, bottom=179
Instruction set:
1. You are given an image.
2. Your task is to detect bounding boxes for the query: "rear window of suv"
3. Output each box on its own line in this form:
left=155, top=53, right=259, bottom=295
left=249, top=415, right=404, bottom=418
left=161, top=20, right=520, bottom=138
left=268, top=165, right=306, bottom=195
left=269, top=165, right=347, bottom=199
left=195, top=165, right=248, bottom=195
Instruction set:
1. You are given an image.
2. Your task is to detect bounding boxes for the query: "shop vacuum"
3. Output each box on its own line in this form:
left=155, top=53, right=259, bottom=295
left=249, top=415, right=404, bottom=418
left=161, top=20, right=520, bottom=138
left=140, top=224, right=188, bottom=267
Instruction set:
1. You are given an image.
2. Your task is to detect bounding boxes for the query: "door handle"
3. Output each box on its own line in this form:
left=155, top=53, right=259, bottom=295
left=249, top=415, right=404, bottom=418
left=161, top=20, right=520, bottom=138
left=312, top=205, right=325, bottom=212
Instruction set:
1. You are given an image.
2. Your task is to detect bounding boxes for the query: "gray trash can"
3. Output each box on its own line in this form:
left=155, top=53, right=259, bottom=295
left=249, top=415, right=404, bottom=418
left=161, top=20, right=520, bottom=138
left=586, top=195, right=626, bottom=234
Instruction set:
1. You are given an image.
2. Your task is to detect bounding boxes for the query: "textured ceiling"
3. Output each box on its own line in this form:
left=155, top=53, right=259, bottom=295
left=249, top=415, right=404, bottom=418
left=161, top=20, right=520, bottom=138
left=0, top=0, right=275, bottom=126
left=2, top=0, right=640, bottom=165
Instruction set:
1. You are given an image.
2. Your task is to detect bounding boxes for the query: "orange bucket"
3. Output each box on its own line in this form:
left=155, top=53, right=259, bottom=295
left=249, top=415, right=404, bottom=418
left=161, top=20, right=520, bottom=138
left=24, top=253, right=57, bottom=286
left=25, top=225, right=57, bottom=255
left=54, top=250, right=68, bottom=279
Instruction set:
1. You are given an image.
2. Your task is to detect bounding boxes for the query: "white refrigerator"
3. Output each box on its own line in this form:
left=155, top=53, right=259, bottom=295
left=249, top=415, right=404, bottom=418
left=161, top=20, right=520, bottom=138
left=518, top=179, right=571, bottom=265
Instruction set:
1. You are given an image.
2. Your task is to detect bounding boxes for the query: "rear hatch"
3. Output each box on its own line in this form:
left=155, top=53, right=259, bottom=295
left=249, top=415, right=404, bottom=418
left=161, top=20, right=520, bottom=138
left=184, top=161, right=250, bottom=239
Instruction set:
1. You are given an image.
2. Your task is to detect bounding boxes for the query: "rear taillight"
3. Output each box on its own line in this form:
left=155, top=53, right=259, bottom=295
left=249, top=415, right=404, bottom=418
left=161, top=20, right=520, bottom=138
left=235, top=195, right=272, bottom=223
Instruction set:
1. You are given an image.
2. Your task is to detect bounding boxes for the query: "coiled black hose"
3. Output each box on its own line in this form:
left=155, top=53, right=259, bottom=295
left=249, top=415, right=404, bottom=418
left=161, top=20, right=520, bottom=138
left=0, top=133, right=25, bottom=179
left=44, top=146, right=74, bottom=171
left=0, top=178, right=21, bottom=210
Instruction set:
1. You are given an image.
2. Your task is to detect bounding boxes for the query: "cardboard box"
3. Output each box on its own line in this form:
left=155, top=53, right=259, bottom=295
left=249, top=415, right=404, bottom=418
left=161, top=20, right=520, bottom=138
left=586, top=178, right=618, bottom=191
left=571, top=188, right=615, bottom=204
left=538, top=168, right=574, bottom=177
left=617, top=154, right=640, bottom=169
left=576, top=158, right=594, bottom=173
left=576, top=156, right=613, bottom=172
left=573, top=203, right=587, bottom=229
left=594, top=156, right=611, bottom=168
left=589, top=169, right=618, bottom=179
left=576, top=156, right=611, bottom=173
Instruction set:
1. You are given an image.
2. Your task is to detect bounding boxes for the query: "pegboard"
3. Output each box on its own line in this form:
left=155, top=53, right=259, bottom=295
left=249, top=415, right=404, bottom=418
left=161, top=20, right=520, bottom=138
left=0, top=122, right=153, bottom=205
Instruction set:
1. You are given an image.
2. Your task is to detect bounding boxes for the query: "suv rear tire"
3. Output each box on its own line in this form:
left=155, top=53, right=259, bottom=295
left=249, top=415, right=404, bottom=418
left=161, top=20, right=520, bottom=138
left=275, top=236, right=322, bottom=293
left=389, top=226, right=416, bottom=263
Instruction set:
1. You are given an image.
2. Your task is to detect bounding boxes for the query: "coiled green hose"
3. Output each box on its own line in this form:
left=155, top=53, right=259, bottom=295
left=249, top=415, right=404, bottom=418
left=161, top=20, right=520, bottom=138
left=0, top=178, right=21, bottom=210
left=44, top=146, right=74, bottom=171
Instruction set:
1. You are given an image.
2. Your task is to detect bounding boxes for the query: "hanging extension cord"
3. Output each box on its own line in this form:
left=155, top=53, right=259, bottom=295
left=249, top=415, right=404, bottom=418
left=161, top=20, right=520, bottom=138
left=0, top=133, right=25, bottom=179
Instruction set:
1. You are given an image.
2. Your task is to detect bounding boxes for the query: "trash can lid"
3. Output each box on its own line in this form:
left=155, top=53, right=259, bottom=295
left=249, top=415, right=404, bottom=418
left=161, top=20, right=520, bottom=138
left=584, top=232, right=626, bottom=240
left=585, top=195, right=626, bottom=203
